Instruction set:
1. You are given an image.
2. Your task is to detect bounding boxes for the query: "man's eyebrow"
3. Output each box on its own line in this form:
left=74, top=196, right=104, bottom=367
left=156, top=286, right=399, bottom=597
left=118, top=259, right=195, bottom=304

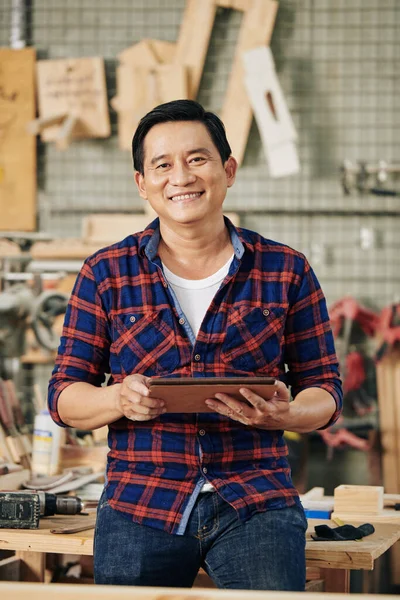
left=150, top=154, right=169, bottom=166
left=188, top=147, right=213, bottom=156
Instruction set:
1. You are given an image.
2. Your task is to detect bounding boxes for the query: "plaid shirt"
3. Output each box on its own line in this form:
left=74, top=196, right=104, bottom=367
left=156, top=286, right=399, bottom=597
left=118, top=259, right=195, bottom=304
left=49, top=218, right=342, bottom=534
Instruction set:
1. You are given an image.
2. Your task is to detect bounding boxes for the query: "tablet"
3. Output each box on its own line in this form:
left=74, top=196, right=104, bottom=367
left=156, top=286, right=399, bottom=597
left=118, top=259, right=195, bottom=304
left=148, top=377, right=277, bottom=413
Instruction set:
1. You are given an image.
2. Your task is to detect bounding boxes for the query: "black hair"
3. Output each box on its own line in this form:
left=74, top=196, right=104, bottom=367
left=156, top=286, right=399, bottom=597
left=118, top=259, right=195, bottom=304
left=132, top=99, right=232, bottom=175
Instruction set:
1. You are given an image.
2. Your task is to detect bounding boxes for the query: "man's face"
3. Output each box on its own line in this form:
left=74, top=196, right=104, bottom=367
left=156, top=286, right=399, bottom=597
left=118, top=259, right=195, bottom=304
left=135, top=120, right=237, bottom=227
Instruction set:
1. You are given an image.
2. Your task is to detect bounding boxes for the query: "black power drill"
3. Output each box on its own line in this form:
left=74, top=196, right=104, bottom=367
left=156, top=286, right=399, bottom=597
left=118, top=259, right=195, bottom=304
left=0, top=491, right=83, bottom=529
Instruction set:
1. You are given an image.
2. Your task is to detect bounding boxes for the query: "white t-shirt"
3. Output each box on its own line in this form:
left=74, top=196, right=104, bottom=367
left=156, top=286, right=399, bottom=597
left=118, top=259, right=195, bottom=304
left=162, top=255, right=234, bottom=338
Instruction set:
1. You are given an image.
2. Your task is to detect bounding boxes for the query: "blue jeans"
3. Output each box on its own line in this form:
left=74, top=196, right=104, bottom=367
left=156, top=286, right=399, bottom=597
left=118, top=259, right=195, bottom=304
left=94, top=490, right=307, bottom=590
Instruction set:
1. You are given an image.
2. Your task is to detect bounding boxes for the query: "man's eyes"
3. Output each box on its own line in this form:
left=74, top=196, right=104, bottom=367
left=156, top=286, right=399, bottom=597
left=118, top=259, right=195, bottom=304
left=155, top=157, right=206, bottom=169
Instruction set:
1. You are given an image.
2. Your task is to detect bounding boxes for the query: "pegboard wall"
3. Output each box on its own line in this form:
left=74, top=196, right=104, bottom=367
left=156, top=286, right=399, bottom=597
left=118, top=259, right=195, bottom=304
left=1, top=0, right=399, bottom=307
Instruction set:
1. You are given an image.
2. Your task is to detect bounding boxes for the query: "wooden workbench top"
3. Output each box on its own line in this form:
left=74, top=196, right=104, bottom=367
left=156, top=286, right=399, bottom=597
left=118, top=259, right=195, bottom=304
left=0, top=514, right=399, bottom=572
left=0, top=582, right=397, bottom=600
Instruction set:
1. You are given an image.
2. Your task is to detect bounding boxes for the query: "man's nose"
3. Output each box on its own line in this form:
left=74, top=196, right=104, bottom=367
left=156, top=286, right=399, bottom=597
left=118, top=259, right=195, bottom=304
left=169, top=162, right=196, bottom=186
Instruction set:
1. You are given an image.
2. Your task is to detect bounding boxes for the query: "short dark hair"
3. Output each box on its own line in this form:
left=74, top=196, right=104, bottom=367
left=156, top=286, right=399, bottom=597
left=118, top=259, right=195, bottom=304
left=132, top=100, right=232, bottom=175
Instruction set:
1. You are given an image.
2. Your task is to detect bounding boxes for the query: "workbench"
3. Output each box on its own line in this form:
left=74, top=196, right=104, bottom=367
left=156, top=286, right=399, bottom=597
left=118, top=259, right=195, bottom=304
left=0, top=514, right=399, bottom=593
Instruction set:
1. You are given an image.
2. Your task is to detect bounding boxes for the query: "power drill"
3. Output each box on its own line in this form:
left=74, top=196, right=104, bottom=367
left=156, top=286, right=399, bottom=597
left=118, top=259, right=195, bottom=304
left=0, top=491, right=83, bottom=529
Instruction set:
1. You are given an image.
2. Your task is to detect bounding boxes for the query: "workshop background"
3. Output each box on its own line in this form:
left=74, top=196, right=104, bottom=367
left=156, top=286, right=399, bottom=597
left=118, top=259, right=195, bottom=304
left=0, top=0, right=400, bottom=590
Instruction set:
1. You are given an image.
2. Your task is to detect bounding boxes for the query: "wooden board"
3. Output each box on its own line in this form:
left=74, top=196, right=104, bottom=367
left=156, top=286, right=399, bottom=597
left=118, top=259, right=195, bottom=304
left=0, top=583, right=396, bottom=600
left=174, top=0, right=217, bottom=99
left=220, top=0, right=279, bottom=164
left=82, top=214, right=153, bottom=244
left=376, top=350, right=400, bottom=494
left=0, top=47, right=36, bottom=231
left=35, top=57, right=110, bottom=145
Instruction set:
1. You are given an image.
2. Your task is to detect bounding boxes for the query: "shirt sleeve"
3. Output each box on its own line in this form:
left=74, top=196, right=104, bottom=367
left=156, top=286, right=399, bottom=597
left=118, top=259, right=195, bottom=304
left=48, top=258, right=111, bottom=427
left=284, top=255, right=343, bottom=429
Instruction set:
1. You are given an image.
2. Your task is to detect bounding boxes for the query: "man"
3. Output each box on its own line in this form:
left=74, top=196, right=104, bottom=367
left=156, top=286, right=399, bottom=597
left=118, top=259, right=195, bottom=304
left=48, top=100, right=342, bottom=591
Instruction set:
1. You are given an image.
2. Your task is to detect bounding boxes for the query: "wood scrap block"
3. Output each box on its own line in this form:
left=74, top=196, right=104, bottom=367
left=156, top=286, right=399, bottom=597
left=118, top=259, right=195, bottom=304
left=334, top=485, right=384, bottom=515
left=34, top=57, right=110, bottom=147
left=82, top=214, right=153, bottom=245
left=174, top=0, right=217, bottom=99
left=0, top=47, right=36, bottom=231
left=220, top=0, right=279, bottom=164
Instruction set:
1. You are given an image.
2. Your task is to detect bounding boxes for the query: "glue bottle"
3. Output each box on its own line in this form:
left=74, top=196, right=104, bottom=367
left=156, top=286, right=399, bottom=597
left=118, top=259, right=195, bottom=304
left=31, top=410, right=65, bottom=476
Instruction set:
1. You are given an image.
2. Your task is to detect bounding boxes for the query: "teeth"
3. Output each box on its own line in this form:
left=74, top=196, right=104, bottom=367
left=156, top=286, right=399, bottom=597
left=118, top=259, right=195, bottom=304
left=171, top=192, right=202, bottom=201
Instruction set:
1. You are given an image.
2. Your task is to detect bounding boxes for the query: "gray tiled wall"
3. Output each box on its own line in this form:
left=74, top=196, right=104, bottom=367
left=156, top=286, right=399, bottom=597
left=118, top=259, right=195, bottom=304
left=1, top=0, right=399, bottom=307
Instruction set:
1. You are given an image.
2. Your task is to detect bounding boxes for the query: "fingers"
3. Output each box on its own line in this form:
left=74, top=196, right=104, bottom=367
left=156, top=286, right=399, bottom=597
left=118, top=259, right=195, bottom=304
left=119, top=374, right=165, bottom=422
left=205, top=395, right=250, bottom=421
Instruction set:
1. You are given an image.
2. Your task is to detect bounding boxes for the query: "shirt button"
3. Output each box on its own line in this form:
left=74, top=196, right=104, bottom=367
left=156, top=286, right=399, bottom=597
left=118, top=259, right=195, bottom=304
left=194, top=354, right=201, bottom=361
left=129, top=316, right=136, bottom=323
left=263, top=309, right=270, bottom=317
left=202, top=467, right=208, bottom=474
left=179, top=317, right=185, bottom=325
left=199, top=429, right=206, bottom=436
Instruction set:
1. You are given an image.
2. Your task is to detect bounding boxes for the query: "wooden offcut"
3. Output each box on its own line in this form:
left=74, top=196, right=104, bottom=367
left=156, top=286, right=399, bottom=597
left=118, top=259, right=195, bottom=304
left=220, top=0, right=279, bottom=164
left=333, top=485, right=384, bottom=515
left=112, top=40, right=187, bottom=150
left=32, top=57, right=110, bottom=149
left=174, top=0, right=217, bottom=99
left=0, top=47, right=36, bottom=231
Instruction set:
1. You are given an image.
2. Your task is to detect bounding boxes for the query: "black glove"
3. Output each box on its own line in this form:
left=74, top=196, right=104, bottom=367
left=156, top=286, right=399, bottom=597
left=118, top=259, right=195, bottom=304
left=311, top=522, right=375, bottom=541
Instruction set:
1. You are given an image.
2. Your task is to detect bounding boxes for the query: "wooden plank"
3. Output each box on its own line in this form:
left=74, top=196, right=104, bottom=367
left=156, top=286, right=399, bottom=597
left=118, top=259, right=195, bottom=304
left=82, top=214, right=153, bottom=244
left=0, top=583, right=397, bottom=600
left=0, top=47, right=36, bottom=231
left=174, top=0, right=217, bottom=99
left=35, top=57, right=110, bottom=145
left=220, top=0, right=279, bottom=164
left=376, top=351, right=400, bottom=493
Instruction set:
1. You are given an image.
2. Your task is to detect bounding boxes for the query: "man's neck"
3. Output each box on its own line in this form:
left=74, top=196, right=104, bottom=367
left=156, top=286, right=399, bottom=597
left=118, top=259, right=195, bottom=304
left=158, top=217, right=233, bottom=280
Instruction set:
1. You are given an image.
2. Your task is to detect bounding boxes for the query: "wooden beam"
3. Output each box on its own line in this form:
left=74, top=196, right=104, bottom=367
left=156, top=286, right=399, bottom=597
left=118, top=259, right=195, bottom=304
left=174, top=0, right=217, bottom=99
left=220, top=0, right=279, bottom=164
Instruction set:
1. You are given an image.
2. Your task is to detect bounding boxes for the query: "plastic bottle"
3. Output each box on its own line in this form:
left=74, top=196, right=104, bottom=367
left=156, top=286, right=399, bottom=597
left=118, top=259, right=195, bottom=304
left=31, top=410, right=65, bottom=476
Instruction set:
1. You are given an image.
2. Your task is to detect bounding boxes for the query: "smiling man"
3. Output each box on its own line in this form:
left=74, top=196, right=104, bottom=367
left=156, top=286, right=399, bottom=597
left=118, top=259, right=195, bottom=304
left=48, top=100, right=342, bottom=591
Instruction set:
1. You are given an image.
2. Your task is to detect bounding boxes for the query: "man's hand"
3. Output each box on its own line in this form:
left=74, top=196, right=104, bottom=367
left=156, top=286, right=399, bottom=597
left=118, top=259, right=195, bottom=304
left=118, top=374, right=166, bottom=422
left=204, top=380, right=290, bottom=429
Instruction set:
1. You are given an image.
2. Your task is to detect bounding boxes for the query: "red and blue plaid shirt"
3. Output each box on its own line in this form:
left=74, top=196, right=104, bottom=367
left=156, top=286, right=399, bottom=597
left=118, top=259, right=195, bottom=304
left=48, top=218, right=342, bottom=534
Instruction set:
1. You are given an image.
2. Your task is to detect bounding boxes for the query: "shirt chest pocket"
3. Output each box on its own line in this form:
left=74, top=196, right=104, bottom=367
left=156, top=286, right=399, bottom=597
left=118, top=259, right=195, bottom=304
left=221, top=306, right=286, bottom=373
left=111, top=309, right=180, bottom=377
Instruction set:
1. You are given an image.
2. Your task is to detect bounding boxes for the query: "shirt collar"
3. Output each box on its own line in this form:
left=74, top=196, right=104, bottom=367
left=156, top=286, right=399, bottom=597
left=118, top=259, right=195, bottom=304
left=139, top=216, right=253, bottom=261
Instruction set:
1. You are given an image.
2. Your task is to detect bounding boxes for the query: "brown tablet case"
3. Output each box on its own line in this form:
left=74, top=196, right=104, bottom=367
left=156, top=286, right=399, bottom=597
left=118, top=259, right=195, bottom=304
left=148, top=377, right=277, bottom=413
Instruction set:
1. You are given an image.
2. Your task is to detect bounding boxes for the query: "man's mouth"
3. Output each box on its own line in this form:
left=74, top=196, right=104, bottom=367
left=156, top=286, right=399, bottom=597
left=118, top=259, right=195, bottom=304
left=169, top=192, right=203, bottom=202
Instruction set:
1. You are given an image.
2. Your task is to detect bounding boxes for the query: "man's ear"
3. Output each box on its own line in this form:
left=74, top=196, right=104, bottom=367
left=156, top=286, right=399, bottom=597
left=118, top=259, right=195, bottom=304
left=134, top=171, right=148, bottom=199
left=224, top=156, right=238, bottom=188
